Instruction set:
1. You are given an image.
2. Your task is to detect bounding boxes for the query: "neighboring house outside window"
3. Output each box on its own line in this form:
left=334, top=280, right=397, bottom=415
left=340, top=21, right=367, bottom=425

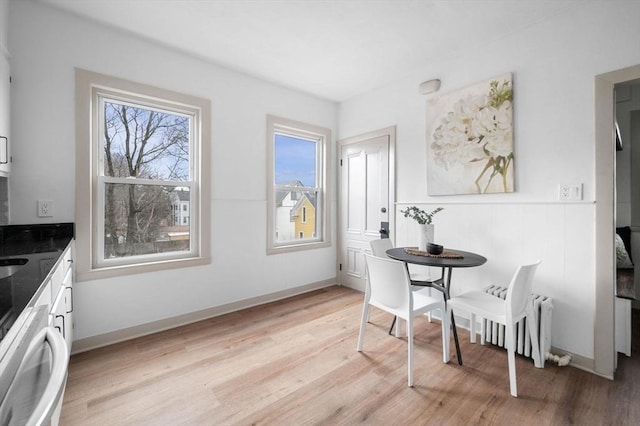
left=171, top=189, right=190, bottom=226
left=292, top=195, right=315, bottom=238
left=267, top=115, right=330, bottom=254
left=75, top=69, right=211, bottom=280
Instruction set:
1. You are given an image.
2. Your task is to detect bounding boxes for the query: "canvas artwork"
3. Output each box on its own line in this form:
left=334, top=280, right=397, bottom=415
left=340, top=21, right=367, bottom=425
left=426, top=73, right=514, bottom=195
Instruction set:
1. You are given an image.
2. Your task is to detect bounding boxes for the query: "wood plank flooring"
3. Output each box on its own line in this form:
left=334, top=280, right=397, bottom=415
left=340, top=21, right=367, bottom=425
left=60, top=286, right=640, bottom=425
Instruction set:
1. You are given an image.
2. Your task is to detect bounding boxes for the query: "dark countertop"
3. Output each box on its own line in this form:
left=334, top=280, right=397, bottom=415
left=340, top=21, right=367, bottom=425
left=0, top=223, right=74, bottom=257
left=0, top=223, right=74, bottom=340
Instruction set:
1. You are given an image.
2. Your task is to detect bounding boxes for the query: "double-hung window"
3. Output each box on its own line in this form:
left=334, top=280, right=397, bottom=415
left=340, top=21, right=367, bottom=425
left=75, top=69, right=210, bottom=280
left=267, top=115, right=331, bottom=254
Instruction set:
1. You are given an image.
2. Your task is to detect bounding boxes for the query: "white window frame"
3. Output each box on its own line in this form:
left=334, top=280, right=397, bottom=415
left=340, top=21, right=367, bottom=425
left=75, top=69, right=211, bottom=281
left=267, top=115, right=331, bottom=254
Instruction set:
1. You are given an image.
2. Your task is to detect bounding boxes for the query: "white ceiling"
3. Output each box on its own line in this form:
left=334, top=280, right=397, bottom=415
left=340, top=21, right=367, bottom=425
left=37, top=0, right=582, bottom=102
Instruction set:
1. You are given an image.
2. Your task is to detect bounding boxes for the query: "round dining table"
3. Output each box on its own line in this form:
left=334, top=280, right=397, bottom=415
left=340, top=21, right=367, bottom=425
left=385, top=247, right=487, bottom=365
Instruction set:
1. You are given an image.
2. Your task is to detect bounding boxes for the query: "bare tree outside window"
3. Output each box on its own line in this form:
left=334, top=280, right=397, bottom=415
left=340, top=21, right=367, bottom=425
left=75, top=68, right=210, bottom=280
left=102, top=100, right=191, bottom=258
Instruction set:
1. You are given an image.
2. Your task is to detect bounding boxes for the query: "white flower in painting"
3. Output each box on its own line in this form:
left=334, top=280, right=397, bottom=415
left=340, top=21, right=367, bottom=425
left=430, top=79, right=514, bottom=193
left=478, top=101, right=513, bottom=158
left=431, top=94, right=487, bottom=169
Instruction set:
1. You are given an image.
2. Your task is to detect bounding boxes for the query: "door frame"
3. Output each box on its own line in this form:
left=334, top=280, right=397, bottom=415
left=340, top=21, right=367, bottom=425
left=337, top=126, right=396, bottom=286
left=594, top=64, right=640, bottom=378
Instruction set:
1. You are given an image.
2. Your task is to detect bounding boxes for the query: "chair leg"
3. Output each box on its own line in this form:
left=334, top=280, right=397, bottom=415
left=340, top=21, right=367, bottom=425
left=440, top=306, right=450, bottom=363
left=407, top=316, right=414, bottom=387
left=480, top=318, right=486, bottom=345
left=506, top=323, right=518, bottom=397
left=470, top=313, right=477, bottom=343
left=357, top=303, right=370, bottom=351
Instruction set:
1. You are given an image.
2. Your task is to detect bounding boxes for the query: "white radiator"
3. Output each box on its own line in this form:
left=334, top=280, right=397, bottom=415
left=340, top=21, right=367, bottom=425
left=482, top=285, right=553, bottom=368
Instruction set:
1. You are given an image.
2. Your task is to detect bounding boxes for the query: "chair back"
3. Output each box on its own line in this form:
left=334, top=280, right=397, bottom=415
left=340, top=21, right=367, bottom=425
left=370, top=238, right=393, bottom=257
left=505, top=261, right=541, bottom=320
left=364, top=253, right=411, bottom=311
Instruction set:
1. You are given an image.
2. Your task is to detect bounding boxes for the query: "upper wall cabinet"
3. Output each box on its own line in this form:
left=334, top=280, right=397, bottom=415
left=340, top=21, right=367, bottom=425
left=0, top=51, right=9, bottom=177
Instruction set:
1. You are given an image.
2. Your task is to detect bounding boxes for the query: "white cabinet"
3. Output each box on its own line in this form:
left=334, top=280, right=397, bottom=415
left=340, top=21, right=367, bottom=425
left=29, top=242, right=74, bottom=353
left=51, top=268, right=73, bottom=351
left=0, top=51, right=9, bottom=176
left=49, top=242, right=74, bottom=352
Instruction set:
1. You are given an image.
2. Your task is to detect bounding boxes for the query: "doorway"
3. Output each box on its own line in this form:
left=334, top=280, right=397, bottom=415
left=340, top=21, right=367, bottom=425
left=337, top=126, right=395, bottom=292
left=594, top=65, right=640, bottom=378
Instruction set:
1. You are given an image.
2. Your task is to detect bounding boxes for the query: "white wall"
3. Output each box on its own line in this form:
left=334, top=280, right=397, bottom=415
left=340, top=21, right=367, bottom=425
left=339, top=1, right=640, bottom=361
left=0, top=1, right=7, bottom=52
left=8, top=1, right=338, bottom=341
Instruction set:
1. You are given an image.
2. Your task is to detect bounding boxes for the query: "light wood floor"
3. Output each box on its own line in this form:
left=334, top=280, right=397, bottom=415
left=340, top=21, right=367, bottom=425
left=61, top=286, right=640, bottom=425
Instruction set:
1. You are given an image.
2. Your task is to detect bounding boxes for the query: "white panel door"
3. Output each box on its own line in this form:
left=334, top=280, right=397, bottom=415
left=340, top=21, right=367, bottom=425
left=339, top=133, right=390, bottom=291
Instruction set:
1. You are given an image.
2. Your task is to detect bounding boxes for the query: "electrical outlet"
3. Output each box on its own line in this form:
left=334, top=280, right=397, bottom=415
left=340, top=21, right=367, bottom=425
left=558, top=184, right=583, bottom=201
left=38, top=200, right=53, bottom=217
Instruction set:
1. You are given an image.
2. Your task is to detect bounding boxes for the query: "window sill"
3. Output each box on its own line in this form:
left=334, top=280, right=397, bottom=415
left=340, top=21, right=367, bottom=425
left=267, top=240, right=331, bottom=255
left=76, top=256, right=210, bottom=282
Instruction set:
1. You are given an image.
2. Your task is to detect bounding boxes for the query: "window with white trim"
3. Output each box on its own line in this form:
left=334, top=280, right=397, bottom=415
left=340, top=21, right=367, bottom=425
left=75, top=69, right=210, bottom=280
left=267, top=115, right=330, bottom=254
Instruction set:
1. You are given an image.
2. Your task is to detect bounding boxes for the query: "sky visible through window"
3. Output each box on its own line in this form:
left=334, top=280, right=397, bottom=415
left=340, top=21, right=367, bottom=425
left=275, top=133, right=316, bottom=186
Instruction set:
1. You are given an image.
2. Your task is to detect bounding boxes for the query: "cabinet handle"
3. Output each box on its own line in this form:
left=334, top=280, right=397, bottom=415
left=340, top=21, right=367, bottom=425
left=0, top=136, right=7, bottom=165
left=66, top=286, right=73, bottom=314
left=55, top=314, right=65, bottom=338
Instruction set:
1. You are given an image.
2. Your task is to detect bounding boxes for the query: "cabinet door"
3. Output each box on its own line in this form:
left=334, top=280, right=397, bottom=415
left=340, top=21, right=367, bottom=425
left=51, top=269, right=73, bottom=352
left=49, top=242, right=75, bottom=352
left=62, top=268, right=73, bottom=351
left=51, top=289, right=66, bottom=342
left=0, top=52, right=9, bottom=176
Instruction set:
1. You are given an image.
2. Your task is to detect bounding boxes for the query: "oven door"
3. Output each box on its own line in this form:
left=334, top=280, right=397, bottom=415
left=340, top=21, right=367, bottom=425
left=0, top=325, right=69, bottom=426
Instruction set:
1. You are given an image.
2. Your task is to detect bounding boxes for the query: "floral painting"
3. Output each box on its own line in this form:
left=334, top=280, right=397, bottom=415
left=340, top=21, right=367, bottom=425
left=426, top=73, right=514, bottom=195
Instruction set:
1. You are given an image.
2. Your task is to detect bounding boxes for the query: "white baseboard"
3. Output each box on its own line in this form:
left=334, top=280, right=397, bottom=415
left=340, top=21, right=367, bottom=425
left=448, top=315, right=600, bottom=377
left=547, top=347, right=605, bottom=378
left=71, top=278, right=337, bottom=354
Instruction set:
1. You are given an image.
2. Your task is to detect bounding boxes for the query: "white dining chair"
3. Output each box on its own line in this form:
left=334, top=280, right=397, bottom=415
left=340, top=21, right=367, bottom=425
left=357, top=253, right=450, bottom=387
left=369, top=239, right=435, bottom=284
left=370, top=238, right=439, bottom=329
left=446, top=261, right=542, bottom=397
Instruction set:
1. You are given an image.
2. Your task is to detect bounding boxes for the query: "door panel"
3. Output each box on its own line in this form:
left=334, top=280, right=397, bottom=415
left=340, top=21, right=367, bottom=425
left=339, top=133, right=390, bottom=291
left=366, top=151, right=385, bottom=236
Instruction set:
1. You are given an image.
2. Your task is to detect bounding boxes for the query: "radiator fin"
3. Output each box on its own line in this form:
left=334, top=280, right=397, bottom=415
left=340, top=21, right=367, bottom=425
left=482, top=285, right=553, bottom=368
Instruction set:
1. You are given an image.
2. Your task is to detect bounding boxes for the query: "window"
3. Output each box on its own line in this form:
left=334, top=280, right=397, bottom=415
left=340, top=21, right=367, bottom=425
left=75, top=69, right=210, bottom=280
left=267, top=115, right=331, bottom=254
